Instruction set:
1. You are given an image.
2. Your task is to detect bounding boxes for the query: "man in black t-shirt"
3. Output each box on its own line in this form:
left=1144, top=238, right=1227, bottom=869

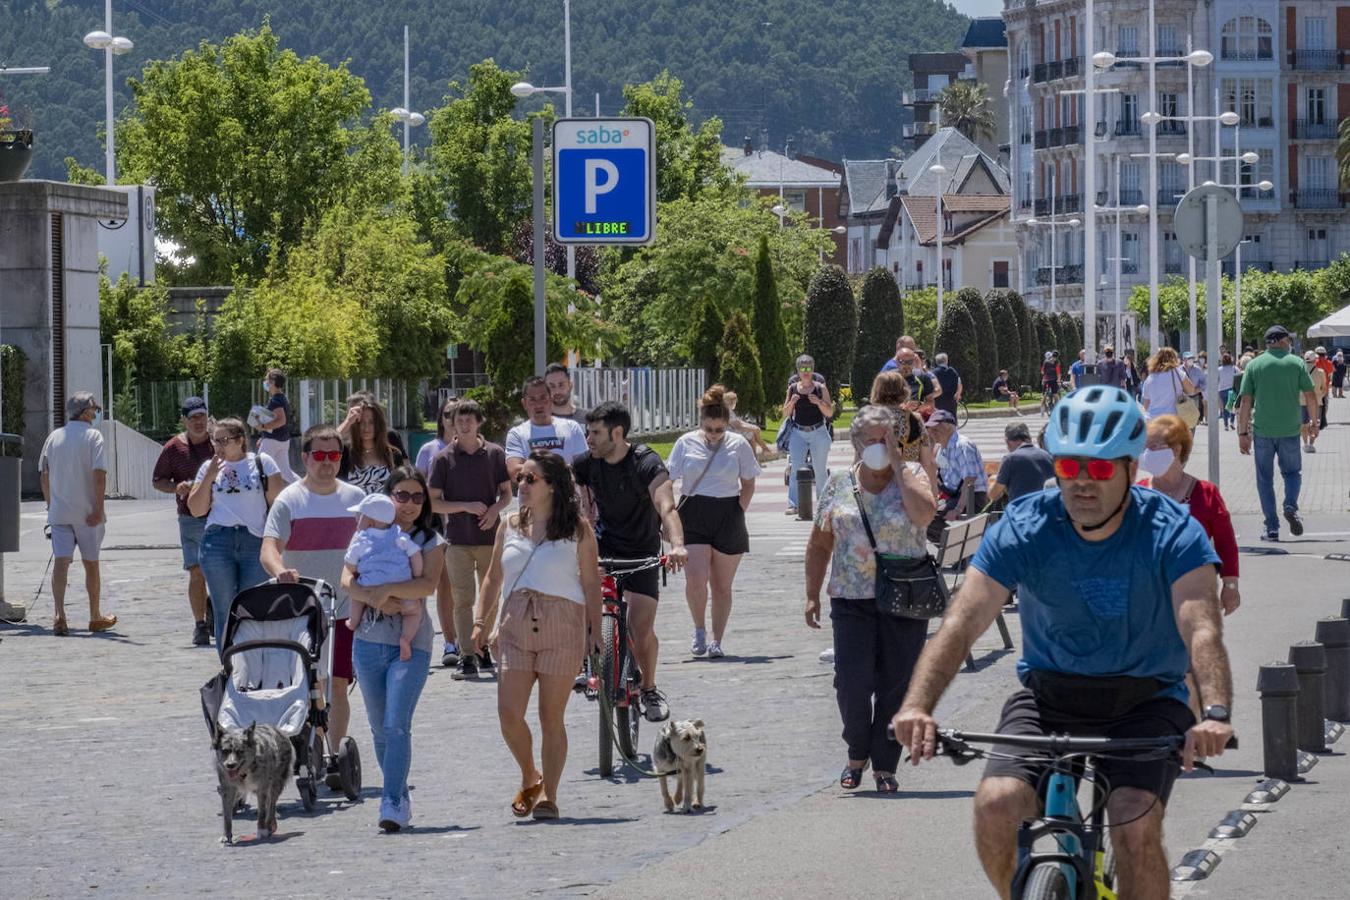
left=987, top=422, right=1056, bottom=505
left=573, top=401, right=688, bottom=722
left=895, top=347, right=941, bottom=410
left=930, top=353, right=962, bottom=416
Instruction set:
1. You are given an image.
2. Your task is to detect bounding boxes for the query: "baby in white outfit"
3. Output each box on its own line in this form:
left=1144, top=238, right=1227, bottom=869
left=344, top=494, right=424, bottom=660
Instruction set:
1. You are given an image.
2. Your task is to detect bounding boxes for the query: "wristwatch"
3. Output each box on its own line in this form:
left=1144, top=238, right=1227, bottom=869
left=1202, top=704, right=1231, bottom=723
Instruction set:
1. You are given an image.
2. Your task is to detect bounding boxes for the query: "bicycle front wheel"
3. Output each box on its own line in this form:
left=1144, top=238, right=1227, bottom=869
left=616, top=651, right=640, bottom=761
left=1020, top=861, right=1072, bottom=900
left=598, top=615, right=619, bottom=777
left=958, top=400, right=970, bottom=428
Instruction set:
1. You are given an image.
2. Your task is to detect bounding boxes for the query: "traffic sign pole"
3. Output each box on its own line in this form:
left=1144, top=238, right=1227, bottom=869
left=1206, top=191, right=1222, bottom=487
left=533, top=116, right=547, bottom=377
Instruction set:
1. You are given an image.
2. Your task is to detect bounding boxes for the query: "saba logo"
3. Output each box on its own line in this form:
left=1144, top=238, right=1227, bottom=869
left=576, top=127, right=631, bottom=144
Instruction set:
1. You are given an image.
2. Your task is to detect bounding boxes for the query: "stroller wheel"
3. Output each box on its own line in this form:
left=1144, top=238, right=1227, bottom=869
left=298, top=776, right=317, bottom=812
left=337, top=736, right=362, bottom=801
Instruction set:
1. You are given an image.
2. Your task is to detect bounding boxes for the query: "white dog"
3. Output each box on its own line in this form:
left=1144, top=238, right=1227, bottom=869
left=653, top=719, right=707, bottom=813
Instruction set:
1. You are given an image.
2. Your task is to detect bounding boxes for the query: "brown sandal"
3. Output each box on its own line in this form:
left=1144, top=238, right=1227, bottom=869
left=88, top=615, right=118, bottom=633
left=511, top=781, right=544, bottom=818
left=531, top=800, right=559, bottom=820
left=53, top=616, right=69, bottom=637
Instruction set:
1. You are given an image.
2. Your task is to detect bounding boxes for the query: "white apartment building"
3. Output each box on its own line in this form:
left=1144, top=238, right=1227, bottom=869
left=1002, top=0, right=1349, bottom=317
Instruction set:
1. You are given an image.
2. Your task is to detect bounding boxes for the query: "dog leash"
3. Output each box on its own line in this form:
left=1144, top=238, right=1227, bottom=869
left=589, top=651, right=667, bottom=779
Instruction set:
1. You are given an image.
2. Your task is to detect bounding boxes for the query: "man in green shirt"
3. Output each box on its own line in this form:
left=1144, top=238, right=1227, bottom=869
left=1236, top=324, right=1318, bottom=541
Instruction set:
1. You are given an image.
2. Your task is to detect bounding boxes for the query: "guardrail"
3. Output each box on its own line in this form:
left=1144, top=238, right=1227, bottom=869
left=573, top=367, right=707, bottom=436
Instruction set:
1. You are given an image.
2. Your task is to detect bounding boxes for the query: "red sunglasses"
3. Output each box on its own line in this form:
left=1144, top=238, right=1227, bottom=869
left=1053, top=458, right=1119, bottom=481
left=308, top=450, right=342, bottom=462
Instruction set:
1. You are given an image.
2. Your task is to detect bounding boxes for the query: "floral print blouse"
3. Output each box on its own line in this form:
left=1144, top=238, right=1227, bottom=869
left=814, top=464, right=931, bottom=599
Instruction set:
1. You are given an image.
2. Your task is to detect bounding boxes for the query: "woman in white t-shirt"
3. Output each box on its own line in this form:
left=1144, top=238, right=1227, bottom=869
left=1139, top=347, right=1196, bottom=421
left=668, top=385, right=762, bottom=659
left=188, top=417, right=284, bottom=648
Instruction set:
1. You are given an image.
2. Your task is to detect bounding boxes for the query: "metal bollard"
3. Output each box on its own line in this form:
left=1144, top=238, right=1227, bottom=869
left=1314, top=617, right=1350, bottom=721
left=795, top=461, right=815, bottom=521
left=1289, top=642, right=1328, bottom=753
left=1341, top=598, right=1350, bottom=622
left=1257, top=662, right=1301, bottom=782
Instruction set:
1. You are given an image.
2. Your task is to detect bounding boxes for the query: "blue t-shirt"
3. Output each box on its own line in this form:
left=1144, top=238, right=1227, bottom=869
left=971, top=487, right=1219, bottom=703
left=1069, top=361, right=1086, bottom=382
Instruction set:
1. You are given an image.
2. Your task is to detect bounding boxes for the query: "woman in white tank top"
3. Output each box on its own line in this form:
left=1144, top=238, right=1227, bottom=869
left=472, top=452, right=601, bottom=821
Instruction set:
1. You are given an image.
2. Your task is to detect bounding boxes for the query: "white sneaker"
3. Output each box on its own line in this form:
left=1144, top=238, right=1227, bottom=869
left=379, top=797, right=402, bottom=832
left=819, top=647, right=835, bottom=664
left=707, top=640, right=724, bottom=659
left=0, top=600, right=26, bottom=622
left=691, top=628, right=707, bottom=657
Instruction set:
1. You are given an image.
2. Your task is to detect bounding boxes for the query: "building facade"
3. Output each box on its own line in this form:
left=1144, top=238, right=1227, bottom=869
left=902, top=52, right=971, bottom=153
left=1002, top=0, right=1349, bottom=324
left=721, top=139, right=846, bottom=266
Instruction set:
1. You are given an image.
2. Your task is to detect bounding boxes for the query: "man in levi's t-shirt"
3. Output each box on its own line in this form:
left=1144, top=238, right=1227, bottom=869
left=504, top=375, right=587, bottom=480
left=262, top=424, right=364, bottom=756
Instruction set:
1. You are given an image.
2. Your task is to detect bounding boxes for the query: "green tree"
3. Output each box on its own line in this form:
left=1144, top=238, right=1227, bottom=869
left=717, top=312, right=765, bottom=424
left=901, top=287, right=939, bottom=359
left=621, top=71, right=737, bottom=203
left=1033, top=311, right=1059, bottom=366
left=100, top=274, right=195, bottom=384
left=1007, top=292, right=1038, bottom=389
left=1055, top=312, right=1080, bottom=358
left=116, top=23, right=403, bottom=284
left=688, top=296, right=726, bottom=384
left=934, top=300, right=979, bottom=399
left=956, top=286, right=996, bottom=398
left=803, top=265, right=857, bottom=407
left=852, top=267, right=904, bottom=402
left=936, top=80, right=996, bottom=144
left=427, top=59, right=544, bottom=255
left=750, top=234, right=792, bottom=412
left=985, top=291, right=1023, bottom=393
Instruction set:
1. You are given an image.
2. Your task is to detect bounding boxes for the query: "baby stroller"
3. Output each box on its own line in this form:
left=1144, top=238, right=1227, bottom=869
left=200, top=577, right=362, bottom=810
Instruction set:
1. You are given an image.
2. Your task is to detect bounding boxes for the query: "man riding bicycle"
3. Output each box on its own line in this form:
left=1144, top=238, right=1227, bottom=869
left=574, top=401, right=688, bottom=722
left=1040, top=351, right=1063, bottom=406
left=894, top=387, right=1234, bottom=899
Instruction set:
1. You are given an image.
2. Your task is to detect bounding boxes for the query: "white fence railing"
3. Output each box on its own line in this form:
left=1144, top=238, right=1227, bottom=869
left=294, top=378, right=411, bottom=434
left=573, top=367, right=706, bottom=436
left=98, top=419, right=173, bottom=501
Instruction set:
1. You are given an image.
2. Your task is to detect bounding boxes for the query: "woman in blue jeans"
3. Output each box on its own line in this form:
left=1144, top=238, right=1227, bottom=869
left=783, top=354, right=835, bottom=515
left=343, top=465, right=445, bottom=832
left=186, top=417, right=283, bottom=648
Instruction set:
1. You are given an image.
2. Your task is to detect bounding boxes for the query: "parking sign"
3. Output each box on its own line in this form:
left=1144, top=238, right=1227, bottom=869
left=552, top=117, right=656, bottom=245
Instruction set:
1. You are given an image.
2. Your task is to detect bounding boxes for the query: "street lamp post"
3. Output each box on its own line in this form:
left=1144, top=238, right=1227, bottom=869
left=82, top=0, right=134, bottom=185
left=1095, top=155, right=1151, bottom=349
left=389, top=26, right=425, bottom=176
left=1095, top=39, right=1213, bottom=352
left=1025, top=213, right=1082, bottom=316
left=930, top=162, right=947, bottom=319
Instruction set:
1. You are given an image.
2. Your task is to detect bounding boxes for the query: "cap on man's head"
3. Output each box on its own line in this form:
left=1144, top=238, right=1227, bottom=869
left=925, top=409, right=957, bottom=428
left=347, top=493, right=397, bottom=525
left=1315, top=346, right=1327, bottom=355
left=1265, top=325, right=1290, bottom=343
left=1182, top=350, right=1195, bottom=360
left=1044, top=351, right=1055, bottom=361
left=181, top=396, right=209, bottom=418
left=65, top=391, right=101, bottom=419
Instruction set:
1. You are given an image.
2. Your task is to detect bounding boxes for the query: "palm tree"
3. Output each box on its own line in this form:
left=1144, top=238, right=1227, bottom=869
left=937, top=81, right=996, bottom=145
left=1339, top=115, right=1350, bottom=185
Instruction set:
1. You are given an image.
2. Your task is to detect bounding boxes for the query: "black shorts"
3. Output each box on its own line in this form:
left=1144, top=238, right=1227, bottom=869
left=601, top=545, right=661, bottom=601
left=679, top=495, right=749, bottom=555
left=981, top=689, right=1195, bottom=804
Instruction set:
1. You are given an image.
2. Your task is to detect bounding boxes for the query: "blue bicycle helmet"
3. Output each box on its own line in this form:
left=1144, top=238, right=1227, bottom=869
left=1044, top=386, right=1146, bottom=459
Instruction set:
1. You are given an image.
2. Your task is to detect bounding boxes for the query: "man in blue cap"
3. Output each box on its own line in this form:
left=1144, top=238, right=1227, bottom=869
left=152, top=396, right=216, bottom=645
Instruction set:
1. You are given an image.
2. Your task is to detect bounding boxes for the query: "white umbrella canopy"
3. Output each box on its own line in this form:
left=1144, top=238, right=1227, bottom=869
left=1306, top=304, right=1350, bottom=339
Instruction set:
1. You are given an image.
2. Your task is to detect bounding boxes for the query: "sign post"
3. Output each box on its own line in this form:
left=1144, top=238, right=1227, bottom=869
left=552, top=117, right=656, bottom=246
left=1174, top=183, right=1243, bottom=487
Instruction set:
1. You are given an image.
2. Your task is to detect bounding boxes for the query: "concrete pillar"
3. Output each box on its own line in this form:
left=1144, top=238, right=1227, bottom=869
left=0, top=181, right=127, bottom=493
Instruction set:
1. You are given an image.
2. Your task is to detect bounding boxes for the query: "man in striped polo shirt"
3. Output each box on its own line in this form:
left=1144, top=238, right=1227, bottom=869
left=262, top=424, right=365, bottom=759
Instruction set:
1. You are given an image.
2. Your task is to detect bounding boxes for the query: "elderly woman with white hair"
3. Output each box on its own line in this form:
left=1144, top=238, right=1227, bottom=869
left=804, top=405, right=936, bottom=793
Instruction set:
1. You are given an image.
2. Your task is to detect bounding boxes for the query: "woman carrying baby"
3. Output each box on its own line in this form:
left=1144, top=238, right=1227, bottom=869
left=342, top=465, right=445, bottom=833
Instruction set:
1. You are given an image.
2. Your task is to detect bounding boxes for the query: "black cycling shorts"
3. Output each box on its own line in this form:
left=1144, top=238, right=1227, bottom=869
left=981, top=689, right=1195, bottom=805
left=602, top=545, right=661, bottom=602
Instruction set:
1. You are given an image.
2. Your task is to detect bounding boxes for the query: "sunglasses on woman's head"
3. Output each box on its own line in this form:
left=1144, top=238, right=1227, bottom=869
left=391, top=490, right=425, bottom=504
left=308, top=450, right=342, bottom=462
left=1053, top=458, right=1119, bottom=481
left=516, top=472, right=542, bottom=485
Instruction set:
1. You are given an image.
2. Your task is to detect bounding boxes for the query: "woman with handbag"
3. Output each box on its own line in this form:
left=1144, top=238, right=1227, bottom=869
left=1140, top=347, right=1198, bottom=424
left=471, top=451, right=602, bottom=820
left=804, top=406, right=937, bottom=793
left=669, top=385, right=762, bottom=659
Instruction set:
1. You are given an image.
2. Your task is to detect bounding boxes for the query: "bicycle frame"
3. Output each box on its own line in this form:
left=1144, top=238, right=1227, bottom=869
left=1009, top=765, right=1113, bottom=900
left=599, top=574, right=639, bottom=711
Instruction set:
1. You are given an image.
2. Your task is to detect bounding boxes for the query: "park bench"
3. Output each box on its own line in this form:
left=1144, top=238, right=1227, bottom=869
left=932, top=512, right=1014, bottom=671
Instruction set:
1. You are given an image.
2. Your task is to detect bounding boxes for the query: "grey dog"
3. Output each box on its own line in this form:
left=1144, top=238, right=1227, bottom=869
left=215, top=722, right=294, bottom=844
left=653, top=719, right=707, bottom=813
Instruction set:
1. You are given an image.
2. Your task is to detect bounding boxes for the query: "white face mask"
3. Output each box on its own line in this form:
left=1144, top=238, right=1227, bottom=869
left=861, top=443, right=891, bottom=472
left=262, top=379, right=272, bottom=392
left=1138, top=447, right=1175, bottom=477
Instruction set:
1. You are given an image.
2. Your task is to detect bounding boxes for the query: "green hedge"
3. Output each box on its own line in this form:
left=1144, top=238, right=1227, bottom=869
left=1, top=345, right=26, bottom=451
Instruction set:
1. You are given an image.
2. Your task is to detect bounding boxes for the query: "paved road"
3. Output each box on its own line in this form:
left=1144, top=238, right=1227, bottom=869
left=3, top=398, right=1349, bottom=897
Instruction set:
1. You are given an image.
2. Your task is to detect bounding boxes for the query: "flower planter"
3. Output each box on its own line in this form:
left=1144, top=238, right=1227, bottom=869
left=0, top=130, right=34, bottom=183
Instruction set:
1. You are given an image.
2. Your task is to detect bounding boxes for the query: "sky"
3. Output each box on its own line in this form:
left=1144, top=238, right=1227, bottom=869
left=950, top=0, right=1005, bottom=19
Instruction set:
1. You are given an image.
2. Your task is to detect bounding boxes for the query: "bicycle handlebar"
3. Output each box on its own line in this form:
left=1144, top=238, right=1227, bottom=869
left=934, top=729, right=1238, bottom=758
left=598, top=556, right=667, bottom=573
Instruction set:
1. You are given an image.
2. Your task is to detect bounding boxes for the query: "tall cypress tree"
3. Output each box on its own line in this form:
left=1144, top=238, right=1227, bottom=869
left=717, top=311, right=765, bottom=422
left=688, top=296, right=726, bottom=384
left=803, top=265, right=857, bottom=407
left=750, top=234, right=791, bottom=411
left=957, top=286, right=997, bottom=398
left=986, top=291, right=1022, bottom=394
left=852, top=267, right=904, bottom=405
left=1009, top=291, right=1038, bottom=390
left=935, top=301, right=979, bottom=397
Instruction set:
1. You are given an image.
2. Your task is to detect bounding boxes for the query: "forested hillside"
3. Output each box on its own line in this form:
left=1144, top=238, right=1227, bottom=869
left=1, top=0, right=969, bottom=180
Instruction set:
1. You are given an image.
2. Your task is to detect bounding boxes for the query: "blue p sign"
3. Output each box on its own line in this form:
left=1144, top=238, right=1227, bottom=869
left=553, top=117, right=655, bottom=245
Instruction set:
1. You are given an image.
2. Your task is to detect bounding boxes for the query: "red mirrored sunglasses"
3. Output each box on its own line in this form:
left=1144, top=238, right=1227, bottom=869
left=308, top=450, right=342, bottom=462
left=1053, top=457, right=1119, bottom=481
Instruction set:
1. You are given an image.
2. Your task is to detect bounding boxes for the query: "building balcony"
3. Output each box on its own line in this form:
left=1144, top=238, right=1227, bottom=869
left=1164, top=258, right=1185, bottom=274
left=1062, top=57, right=1081, bottom=78
left=1291, top=190, right=1347, bottom=209
left=1155, top=47, right=1186, bottom=68
left=1049, top=126, right=1063, bottom=146
left=1115, top=119, right=1141, bottom=137
left=1058, top=193, right=1082, bottom=213
left=1062, top=124, right=1080, bottom=145
left=1034, top=130, right=1049, bottom=149
left=1047, top=60, right=1063, bottom=81
left=1118, top=188, right=1143, bottom=205
left=1036, top=264, right=1084, bottom=286
left=1157, top=120, right=1187, bottom=136
left=1223, top=259, right=1274, bottom=277
left=902, top=88, right=938, bottom=106
left=1113, top=49, right=1143, bottom=69
left=1292, top=119, right=1337, bottom=139
left=1288, top=49, right=1343, bottom=70
left=903, top=121, right=937, bottom=139
left=1033, top=62, right=1049, bottom=83
left=1295, top=260, right=1330, bottom=271
left=1159, top=188, right=1185, bottom=207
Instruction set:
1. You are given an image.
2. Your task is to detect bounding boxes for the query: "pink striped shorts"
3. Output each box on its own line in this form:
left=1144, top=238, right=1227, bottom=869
left=497, top=589, right=587, bottom=676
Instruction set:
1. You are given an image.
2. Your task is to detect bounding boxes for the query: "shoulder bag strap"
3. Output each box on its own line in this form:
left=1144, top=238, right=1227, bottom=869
left=849, top=468, right=880, bottom=551
left=676, top=437, right=724, bottom=509
left=254, top=453, right=272, bottom=513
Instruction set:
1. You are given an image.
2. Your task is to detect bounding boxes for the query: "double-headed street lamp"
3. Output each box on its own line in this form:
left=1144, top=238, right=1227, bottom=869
left=82, top=0, right=134, bottom=185
left=1024, top=214, right=1081, bottom=314
left=772, top=204, right=847, bottom=262
left=390, top=26, right=425, bottom=176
